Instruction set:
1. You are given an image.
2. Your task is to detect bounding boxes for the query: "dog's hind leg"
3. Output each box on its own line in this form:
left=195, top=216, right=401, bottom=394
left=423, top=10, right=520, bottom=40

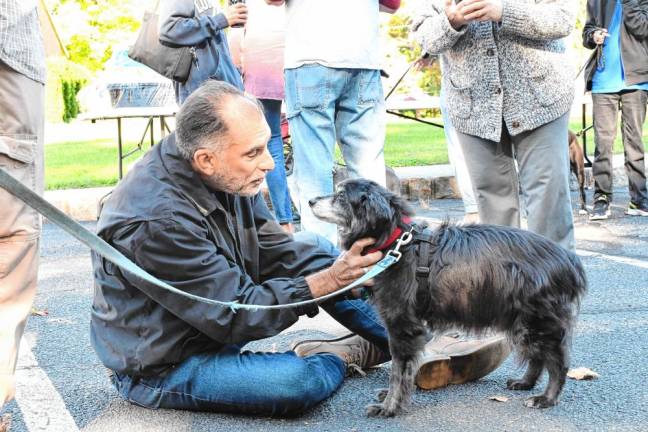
left=524, top=329, right=570, bottom=408
left=507, top=358, right=543, bottom=390
left=366, top=324, right=427, bottom=417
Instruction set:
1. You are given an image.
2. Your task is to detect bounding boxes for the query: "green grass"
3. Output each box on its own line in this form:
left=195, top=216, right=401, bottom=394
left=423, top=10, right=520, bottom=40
left=385, top=121, right=449, bottom=166
left=45, top=119, right=648, bottom=190
left=45, top=139, right=142, bottom=190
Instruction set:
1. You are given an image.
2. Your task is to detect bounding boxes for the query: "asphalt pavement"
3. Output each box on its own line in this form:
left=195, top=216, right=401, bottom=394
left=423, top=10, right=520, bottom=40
left=1, top=187, right=647, bottom=432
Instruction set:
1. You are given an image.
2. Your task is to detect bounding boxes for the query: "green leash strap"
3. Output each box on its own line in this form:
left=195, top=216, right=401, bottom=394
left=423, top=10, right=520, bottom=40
left=0, top=168, right=404, bottom=312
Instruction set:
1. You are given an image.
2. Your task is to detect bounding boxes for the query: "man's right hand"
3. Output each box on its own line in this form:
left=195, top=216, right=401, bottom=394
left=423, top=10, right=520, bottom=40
left=593, top=29, right=608, bottom=45
left=225, top=3, right=248, bottom=27
left=445, top=0, right=469, bottom=30
left=306, top=238, right=383, bottom=299
left=265, top=0, right=285, bottom=5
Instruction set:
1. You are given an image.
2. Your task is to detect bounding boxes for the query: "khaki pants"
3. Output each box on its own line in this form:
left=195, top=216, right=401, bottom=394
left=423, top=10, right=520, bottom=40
left=457, top=112, right=575, bottom=251
left=0, top=60, right=44, bottom=378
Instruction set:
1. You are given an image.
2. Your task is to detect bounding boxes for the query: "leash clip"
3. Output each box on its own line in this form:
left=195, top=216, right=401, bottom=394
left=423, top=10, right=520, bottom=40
left=386, top=229, right=413, bottom=262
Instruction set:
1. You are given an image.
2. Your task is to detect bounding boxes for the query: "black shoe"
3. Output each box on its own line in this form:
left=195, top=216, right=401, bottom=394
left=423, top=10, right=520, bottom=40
left=626, top=199, right=648, bottom=217
left=589, top=196, right=611, bottom=220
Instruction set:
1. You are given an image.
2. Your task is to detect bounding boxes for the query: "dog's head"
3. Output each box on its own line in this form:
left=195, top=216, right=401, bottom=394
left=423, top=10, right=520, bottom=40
left=309, top=179, right=414, bottom=250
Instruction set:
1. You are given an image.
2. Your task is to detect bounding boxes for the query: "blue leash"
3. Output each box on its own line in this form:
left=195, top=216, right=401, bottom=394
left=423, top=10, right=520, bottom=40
left=0, top=168, right=409, bottom=312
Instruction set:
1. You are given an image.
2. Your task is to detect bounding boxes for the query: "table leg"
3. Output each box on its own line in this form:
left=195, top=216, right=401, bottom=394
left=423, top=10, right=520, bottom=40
left=117, top=117, right=123, bottom=180
left=149, top=117, right=154, bottom=148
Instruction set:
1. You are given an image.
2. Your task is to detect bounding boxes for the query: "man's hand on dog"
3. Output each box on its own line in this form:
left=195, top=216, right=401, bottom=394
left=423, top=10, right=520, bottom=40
left=306, top=238, right=382, bottom=299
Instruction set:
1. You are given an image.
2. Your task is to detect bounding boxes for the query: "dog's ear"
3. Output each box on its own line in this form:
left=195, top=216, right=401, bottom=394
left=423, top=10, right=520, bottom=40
left=389, top=193, right=414, bottom=221
left=359, top=192, right=393, bottom=228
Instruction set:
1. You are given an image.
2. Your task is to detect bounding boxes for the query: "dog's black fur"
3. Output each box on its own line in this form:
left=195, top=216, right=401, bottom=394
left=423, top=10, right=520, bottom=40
left=310, top=179, right=587, bottom=417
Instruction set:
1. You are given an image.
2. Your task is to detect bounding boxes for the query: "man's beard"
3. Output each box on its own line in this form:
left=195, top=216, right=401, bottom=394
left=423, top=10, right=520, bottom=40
left=203, top=174, right=262, bottom=197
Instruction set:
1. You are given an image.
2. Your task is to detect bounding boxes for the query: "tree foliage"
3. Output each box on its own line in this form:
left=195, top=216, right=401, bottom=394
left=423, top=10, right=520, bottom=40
left=46, top=0, right=143, bottom=72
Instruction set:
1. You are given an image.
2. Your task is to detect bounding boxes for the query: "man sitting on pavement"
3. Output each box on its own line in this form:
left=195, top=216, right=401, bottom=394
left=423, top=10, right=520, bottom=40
left=91, top=80, right=509, bottom=416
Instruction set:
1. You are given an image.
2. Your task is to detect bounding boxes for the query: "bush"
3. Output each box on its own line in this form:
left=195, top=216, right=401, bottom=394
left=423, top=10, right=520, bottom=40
left=46, top=57, right=92, bottom=123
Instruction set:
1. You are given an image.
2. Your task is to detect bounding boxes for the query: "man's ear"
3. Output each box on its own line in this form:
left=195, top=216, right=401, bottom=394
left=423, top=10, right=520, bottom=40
left=192, top=148, right=217, bottom=177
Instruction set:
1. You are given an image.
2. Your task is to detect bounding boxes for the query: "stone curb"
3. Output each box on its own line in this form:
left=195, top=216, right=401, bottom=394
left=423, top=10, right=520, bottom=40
left=42, top=158, right=638, bottom=222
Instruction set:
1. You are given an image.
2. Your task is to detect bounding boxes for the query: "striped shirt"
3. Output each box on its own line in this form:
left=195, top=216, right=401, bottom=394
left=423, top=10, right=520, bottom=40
left=0, top=0, right=46, bottom=84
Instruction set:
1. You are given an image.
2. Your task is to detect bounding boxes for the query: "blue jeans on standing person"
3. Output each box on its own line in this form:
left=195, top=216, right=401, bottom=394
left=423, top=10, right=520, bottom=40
left=284, top=64, right=387, bottom=244
left=110, top=232, right=389, bottom=416
left=260, top=99, right=293, bottom=224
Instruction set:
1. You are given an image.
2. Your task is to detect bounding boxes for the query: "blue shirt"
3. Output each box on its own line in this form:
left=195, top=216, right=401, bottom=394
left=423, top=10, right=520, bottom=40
left=592, top=1, right=648, bottom=93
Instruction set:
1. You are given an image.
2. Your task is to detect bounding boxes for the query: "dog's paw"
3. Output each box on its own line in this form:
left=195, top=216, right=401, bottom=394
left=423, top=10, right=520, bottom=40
left=366, top=403, right=397, bottom=417
left=523, top=395, right=557, bottom=409
left=375, top=388, right=389, bottom=402
left=506, top=378, right=535, bottom=391
left=578, top=209, right=588, bottom=215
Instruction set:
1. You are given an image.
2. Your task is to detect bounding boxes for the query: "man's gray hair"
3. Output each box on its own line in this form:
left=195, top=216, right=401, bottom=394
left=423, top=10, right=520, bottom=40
left=175, top=80, right=264, bottom=161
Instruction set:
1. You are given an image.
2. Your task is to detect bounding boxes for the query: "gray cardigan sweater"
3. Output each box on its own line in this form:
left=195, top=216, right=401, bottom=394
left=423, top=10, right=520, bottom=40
left=412, top=0, right=577, bottom=142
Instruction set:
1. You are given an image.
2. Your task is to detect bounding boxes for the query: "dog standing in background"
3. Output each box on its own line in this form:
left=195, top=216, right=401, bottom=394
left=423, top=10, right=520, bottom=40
left=569, top=130, right=587, bottom=214
left=310, top=179, right=587, bottom=417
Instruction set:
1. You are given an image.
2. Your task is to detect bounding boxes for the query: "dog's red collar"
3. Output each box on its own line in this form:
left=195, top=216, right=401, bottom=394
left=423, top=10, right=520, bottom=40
left=366, top=217, right=412, bottom=254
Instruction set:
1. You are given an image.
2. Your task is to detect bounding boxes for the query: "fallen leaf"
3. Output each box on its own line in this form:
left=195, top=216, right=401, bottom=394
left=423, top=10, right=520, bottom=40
left=488, top=395, right=509, bottom=402
left=48, top=318, right=75, bottom=325
left=567, top=367, right=599, bottom=380
left=30, top=308, right=48, bottom=317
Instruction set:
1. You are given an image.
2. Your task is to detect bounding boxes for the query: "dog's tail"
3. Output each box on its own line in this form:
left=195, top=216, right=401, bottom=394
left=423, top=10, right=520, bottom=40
left=567, top=252, right=588, bottom=310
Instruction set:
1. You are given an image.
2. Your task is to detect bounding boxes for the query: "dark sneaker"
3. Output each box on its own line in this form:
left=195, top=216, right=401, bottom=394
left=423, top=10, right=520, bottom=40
left=626, top=199, right=648, bottom=217
left=416, top=334, right=511, bottom=390
left=292, top=333, right=389, bottom=375
left=589, top=196, right=611, bottom=220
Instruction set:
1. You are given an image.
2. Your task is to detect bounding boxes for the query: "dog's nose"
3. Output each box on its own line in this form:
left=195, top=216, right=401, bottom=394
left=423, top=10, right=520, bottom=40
left=308, top=198, right=317, bottom=207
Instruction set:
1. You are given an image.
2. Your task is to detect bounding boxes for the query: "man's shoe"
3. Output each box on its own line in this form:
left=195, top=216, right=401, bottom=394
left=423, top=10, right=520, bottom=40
left=589, top=195, right=611, bottom=221
left=626, top=199, right=648, bottom=216
left=416, top=334, right=511, bottom=390
left=292, top=333, right=389, bottom=375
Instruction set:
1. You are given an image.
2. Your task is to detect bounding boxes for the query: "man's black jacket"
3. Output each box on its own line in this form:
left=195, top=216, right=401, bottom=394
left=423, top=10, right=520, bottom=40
left=582, top=0, right=648, bottom=90
left=91, top=134, right=334, bottom=377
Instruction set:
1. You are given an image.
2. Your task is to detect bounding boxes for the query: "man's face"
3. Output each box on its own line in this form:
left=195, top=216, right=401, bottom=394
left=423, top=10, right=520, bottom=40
left=197, top=98, right=274, bottom=196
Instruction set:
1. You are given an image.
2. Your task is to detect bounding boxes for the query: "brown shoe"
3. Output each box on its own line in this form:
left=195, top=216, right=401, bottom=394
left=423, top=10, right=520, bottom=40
left=292, top=333, right=389, bottom=375
left=416, top=334, right=511, bottom=390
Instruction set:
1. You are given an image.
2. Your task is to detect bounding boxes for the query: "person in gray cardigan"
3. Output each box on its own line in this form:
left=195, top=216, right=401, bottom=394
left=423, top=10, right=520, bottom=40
left=412, top=0, right=576, bottom=250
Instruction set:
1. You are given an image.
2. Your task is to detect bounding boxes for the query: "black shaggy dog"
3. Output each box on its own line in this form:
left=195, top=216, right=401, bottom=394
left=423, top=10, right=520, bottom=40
left=309, top=179, right=587, bottom=417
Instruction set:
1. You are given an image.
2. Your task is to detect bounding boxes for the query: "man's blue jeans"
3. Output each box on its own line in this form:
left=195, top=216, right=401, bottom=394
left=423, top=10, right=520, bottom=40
left=260, top=99, right=293, bottom=224
left=111, top=233, right=389, bottom=416
left=284, top=64, right=386, bottom=243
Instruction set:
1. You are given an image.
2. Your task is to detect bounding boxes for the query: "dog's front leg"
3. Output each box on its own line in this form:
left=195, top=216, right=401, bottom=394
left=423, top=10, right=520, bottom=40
left=366, top=328, right=426, bottom=417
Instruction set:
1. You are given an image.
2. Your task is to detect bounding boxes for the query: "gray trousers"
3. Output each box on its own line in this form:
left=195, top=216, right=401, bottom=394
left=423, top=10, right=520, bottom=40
left=592, top=90, right=647, bottom=204
left=457, top=112, right=575, bottom=250
left=0, top=60, right=44, bottom=380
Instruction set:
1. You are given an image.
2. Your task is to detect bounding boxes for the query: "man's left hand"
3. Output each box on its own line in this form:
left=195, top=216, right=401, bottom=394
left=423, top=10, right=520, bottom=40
left=459, top=0, right=503, bottom=22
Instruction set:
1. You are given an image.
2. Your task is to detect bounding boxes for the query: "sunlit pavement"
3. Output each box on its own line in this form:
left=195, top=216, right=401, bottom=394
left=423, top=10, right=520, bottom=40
left=2, top=187, right=647, bottom=432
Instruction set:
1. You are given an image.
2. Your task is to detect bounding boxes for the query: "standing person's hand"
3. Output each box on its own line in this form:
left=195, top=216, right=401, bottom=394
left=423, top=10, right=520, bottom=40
left=459, top=0, right=503, bottom=22
left=593, top=29, right=608, bottom=45
left=445, top=0, right=469, bottom=30
left=225, top=3, right=248, bottom=28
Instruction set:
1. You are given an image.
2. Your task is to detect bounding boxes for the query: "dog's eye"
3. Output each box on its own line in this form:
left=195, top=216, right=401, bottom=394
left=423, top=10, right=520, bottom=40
left=335, top=191, right=347, bottom=202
